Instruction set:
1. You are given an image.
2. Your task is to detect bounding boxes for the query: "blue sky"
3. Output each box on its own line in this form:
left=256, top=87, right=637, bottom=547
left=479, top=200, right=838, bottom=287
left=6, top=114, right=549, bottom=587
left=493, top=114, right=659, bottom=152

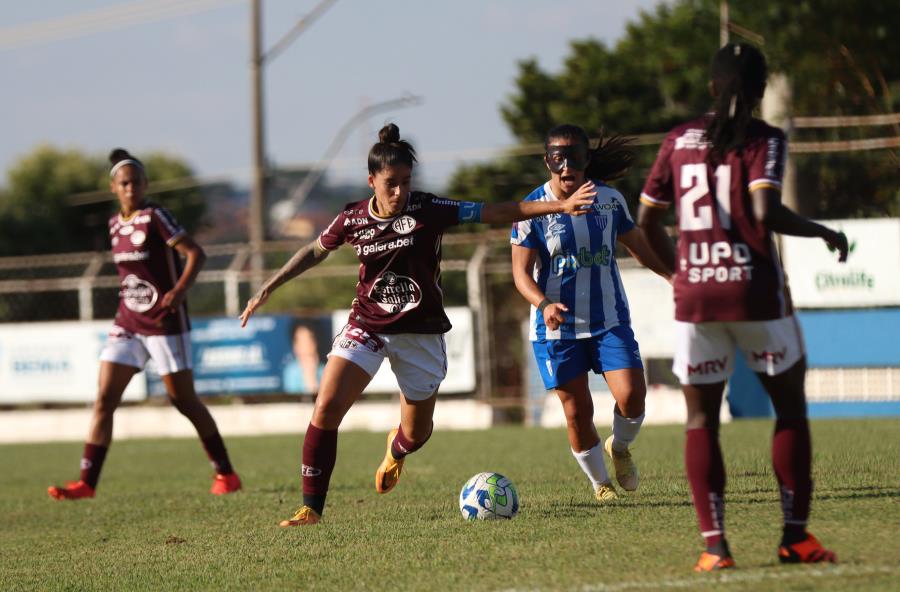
left=1, top=0, right=662, bottom=191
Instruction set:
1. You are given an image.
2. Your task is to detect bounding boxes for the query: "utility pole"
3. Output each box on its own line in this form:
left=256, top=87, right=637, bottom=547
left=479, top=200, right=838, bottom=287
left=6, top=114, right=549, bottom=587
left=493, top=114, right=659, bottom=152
left=248, top=0, right=338, bottom=289
left=249, top=0, right=266, bottom=288
left=720, top=0, right=729, bottom=46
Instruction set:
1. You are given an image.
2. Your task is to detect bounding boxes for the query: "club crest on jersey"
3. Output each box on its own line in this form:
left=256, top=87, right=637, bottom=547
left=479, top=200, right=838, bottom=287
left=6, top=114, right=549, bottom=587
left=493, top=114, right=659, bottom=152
left=369, top=271, right=422, bottom=314
left=119, top=274, right=158, bottom=313
left=130, top=229, right=146, bottom=246
left=391, top=215, right=417, bottom=235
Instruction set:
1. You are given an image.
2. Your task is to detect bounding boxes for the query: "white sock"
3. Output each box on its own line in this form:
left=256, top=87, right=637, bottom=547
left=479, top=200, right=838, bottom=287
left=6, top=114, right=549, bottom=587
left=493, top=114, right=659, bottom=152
left=612, top=410, right=645, bottom=452
left=571, top=442, right=610, bottom=489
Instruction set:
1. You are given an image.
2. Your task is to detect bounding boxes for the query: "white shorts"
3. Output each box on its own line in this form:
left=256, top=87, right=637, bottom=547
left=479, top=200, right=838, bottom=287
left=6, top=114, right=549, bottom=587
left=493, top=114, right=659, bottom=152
left=99, top=325, right=192, bottom=376
left=673, top=316, right=805, bottom=385
left=329, top=323, right=447, bottom=401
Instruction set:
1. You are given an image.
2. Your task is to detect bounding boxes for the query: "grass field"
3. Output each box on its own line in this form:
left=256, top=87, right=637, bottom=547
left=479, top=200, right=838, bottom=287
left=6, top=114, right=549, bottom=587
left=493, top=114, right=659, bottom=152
left=2, top=419, right=899, bottom=591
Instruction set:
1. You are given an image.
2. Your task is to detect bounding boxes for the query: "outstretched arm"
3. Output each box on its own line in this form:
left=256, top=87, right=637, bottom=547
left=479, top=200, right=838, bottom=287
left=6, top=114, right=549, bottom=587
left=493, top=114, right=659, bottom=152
left=617, top=227, right=674, bottom=281
left=239, top=241, right=331, bottom=326
left=479, top=181, right=596, bottom=224
left=752, top=188, right=848, bottom=261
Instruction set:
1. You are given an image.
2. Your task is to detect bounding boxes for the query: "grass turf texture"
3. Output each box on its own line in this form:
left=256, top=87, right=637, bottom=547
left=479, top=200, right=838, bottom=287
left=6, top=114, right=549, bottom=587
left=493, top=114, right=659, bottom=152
left=1, top=419, right=898, bottom=591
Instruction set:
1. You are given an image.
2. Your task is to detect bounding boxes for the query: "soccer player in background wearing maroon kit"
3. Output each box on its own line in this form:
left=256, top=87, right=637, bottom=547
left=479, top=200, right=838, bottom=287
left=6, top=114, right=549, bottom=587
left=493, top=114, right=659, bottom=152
left=48, top=149, right=241, bottom=500
left=239, top=124, right=595, bottom=526
left=637, top=44, right=847, bottom=571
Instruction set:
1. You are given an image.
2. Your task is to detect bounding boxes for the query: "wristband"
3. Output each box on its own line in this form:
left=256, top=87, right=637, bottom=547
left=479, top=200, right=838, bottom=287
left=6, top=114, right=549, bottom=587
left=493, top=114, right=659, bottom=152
left=537, top=298, right=552, bottom=313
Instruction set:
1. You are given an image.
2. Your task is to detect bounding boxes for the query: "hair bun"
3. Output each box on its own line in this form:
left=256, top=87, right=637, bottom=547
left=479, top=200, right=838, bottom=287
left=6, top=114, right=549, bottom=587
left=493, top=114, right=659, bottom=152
left=378, top=123, right=401, bottom=144
left=109, top=148, right=132, bottom=165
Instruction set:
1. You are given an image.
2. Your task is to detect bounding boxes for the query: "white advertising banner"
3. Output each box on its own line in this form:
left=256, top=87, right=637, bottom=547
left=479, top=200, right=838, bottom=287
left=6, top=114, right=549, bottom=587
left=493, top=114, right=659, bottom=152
left=330, top=306, right=476, bottom=394
left=619, top=268, right=676, bottom=358
left=0, top=321, right=147, bottom=403
left=781, top=218, right=900, bottom=308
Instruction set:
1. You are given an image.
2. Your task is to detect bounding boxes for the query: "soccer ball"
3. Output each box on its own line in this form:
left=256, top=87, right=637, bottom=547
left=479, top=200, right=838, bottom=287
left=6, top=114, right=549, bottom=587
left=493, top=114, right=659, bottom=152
left=458, top=472, right=519, bottom=520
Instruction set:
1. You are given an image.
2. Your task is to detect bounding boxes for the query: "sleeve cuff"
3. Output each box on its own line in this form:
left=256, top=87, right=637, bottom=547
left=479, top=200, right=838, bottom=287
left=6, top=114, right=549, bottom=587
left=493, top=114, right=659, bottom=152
left=640, top=193, right=670, bottom=209
left=166, top=231, right=186, bottom=247
left=748, top=178, right=782, bottom=192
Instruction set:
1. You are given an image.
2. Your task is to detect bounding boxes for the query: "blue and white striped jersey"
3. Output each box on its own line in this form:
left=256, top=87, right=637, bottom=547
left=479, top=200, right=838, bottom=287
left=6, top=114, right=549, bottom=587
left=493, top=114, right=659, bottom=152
left=511, top=181, right=635, bottom=341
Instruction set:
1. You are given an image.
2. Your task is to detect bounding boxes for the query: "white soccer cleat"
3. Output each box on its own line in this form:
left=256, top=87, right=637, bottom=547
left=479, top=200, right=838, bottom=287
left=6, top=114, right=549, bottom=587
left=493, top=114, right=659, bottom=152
left=604, top=435, right=639, bottom=492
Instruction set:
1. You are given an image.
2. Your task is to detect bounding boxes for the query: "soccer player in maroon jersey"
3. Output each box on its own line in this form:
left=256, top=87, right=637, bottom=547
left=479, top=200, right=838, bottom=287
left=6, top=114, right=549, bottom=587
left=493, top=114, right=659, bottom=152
left=239, top=124, right=595, bottom=526
left=637, top=44, right=847, bottom=571
left=48, top=149, right=241, bottom=500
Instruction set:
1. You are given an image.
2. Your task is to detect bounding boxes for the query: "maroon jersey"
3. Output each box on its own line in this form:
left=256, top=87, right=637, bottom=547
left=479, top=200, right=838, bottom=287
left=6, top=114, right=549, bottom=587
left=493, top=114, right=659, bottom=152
left=108, top=202, right=190, bottom=335
left=316, top=192, right=464, bottom=334
left=640, top=116, right=789, bottom=322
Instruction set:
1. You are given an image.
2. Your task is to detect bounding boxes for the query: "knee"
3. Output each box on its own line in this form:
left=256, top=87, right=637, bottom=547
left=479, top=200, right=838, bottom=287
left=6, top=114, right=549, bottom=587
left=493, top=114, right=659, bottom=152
left=312, top=397, right=344, bottom=429
left=93, top=392, right=119, bottom=418
left=168, top=393, right=198, bottom=415
left=563, top=405, right=594, bottom=431
left=686, top=411, right=719, bottom=431
left=617, top=387, right=646, bottom=418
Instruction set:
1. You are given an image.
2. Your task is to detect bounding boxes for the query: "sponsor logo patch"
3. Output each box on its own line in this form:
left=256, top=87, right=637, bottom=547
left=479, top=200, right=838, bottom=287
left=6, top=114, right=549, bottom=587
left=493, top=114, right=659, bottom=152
left=369, top=271, right=422, bottom=313
left=120, top=274, right=158, bottom=313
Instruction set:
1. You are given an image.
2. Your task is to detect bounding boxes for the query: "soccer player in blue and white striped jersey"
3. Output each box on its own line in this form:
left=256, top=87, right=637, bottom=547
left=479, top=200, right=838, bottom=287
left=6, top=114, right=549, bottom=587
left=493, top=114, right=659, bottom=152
left=511, top=125, right=673, bottom=501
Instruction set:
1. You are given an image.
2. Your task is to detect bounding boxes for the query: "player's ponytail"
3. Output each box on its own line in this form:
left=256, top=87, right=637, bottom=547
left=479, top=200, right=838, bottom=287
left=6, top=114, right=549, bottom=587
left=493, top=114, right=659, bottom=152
left=586, top=132, right=635, bottom=182
left=368, top=123, right=417, bottom=174
left=545, top=124, right=635, bottom=182
left=108, top=148, right=145, bottom=178
left=706, top=43, right=768, bottom=159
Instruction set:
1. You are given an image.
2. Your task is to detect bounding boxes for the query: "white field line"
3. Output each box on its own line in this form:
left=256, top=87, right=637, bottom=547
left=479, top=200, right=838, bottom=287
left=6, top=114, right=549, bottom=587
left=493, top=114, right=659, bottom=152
left=501, top=564, right=899, bottom=592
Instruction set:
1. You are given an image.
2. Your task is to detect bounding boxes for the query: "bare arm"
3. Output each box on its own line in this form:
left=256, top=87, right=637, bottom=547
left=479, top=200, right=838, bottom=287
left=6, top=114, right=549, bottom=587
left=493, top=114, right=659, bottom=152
left=636, top=203, right=676, bottom=273
left=617, top=227, right=674, bottom=281
left=752, top=188, right=848, bottom=261
left=160, top=235, right=206, bottom=312
left=511, top=244, right=568, bottom=331
left=239, top=241, right=331, bottom=326
left=480, top=182, right=595, bottom=224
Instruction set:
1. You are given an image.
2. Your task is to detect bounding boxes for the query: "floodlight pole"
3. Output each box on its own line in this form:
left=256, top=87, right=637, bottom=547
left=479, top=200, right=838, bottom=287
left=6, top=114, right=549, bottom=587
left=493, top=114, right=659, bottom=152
left=286, top=94, right=424, bottom=211
left=249, top=0, right=338, bottom=289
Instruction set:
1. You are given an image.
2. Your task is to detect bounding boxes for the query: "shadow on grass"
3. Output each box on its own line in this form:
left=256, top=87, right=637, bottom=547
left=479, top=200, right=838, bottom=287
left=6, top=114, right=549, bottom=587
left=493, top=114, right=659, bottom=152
left=527, top=486, right=900, bottom=517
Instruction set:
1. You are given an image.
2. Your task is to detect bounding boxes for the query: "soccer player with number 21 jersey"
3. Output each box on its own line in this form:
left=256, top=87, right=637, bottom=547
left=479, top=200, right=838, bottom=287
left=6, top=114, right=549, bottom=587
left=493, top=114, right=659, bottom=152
left=239, top=124, right=595, bottom=527
left=638, top=44, right=847, bottom=571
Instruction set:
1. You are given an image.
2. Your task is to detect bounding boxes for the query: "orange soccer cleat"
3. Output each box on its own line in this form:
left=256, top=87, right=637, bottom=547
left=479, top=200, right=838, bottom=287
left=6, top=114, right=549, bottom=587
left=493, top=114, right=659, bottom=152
left=47, top=480, right=96, bottom=501
left=279, top=505, right=321, bottom=527
left=375, top=428, right=404, bottom=494
left=210, top=472, right=242, bottom=495
left=694, top=551, right=736, bottom=572
left=778, top=533, right=837, bottom=564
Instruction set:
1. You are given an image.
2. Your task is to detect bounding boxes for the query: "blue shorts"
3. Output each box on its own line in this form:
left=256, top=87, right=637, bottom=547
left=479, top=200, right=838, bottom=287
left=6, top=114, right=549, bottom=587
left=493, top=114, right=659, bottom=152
left=532, top=325, right=643, bottom=390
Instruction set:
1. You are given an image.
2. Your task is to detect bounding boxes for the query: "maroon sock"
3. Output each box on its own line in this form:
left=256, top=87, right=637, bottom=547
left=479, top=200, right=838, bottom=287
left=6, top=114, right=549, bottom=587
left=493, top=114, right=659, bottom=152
left=390, top=423, right=432, bottom=460
left=80, top=443, right=108, bottom=489
left=201, top=433, right=234, bottom=475
left=301, top=423, right=338, bottom=515
left=773, top=418, right=812, bottom=544
left=685, top=428, right=727, bottom=553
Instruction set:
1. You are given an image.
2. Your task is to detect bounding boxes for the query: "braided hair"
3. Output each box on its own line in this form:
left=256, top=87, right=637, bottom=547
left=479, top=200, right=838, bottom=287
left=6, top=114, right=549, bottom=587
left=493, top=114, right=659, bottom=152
left=368, top=123, right=417, bottom=174
left=706, top=43, right=768, bottom=158
left=545, top=124, right=635, bottom=181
